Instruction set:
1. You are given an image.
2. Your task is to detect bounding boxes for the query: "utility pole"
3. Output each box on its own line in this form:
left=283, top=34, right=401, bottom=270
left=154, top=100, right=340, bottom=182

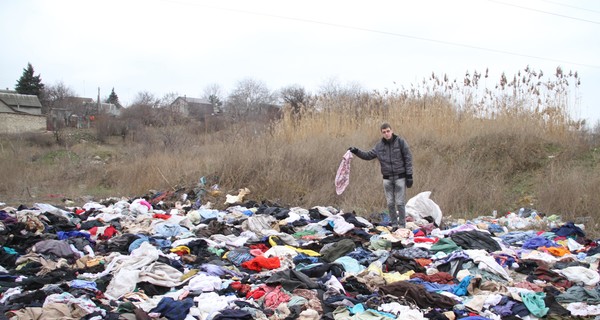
left=97, top=87, right=101, bottom=117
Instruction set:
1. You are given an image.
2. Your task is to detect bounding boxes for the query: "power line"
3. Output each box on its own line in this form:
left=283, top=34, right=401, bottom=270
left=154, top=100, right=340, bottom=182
left=158, top=0, right=600, bottom=69
left=488, top=0, right=600, bottom=25
left=540, top=0, right=600, bottom=14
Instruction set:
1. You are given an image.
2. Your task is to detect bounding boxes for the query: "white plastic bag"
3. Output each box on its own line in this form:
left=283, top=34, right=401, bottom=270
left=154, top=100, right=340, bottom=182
left=406, top=191, right=442, bottom=226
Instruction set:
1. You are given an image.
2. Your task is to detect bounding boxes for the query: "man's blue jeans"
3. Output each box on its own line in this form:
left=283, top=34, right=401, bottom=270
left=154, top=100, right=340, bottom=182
left=383, top=177, right=406, bottom=227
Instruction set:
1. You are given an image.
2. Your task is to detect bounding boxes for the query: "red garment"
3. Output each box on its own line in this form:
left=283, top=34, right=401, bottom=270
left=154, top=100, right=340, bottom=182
left=411, top=272, right=455, bottom=284
left=230, top=281, right=251, bottom=294
left=246, top=284, right=276, bottom=300
left=335, top=150, right=353, bottom=195
left=153, top=213, right=171, bottom=220
left=90, top=226, right=119, bottom=240
left=413, top=237, right=438, bottom=243
left=150, top=191, right=173, bottom=205
left=249, top=243, right=270, bottom=253
left=241, top=256, right=281, bottom=272
left=247, top=288, right=266, bottom=300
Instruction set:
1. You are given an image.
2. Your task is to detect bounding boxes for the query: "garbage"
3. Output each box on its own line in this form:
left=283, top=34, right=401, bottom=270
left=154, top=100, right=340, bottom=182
left=0, top=187, right=598, bottom=319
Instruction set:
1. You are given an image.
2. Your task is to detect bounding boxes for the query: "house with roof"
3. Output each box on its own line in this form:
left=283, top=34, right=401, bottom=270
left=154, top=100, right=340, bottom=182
left=48, top=97, right=120, bottom=130
left=0, top=90, right=45, bottom=133
left=0, top=90, right=43, bottom=115
left=169, top=96, right=220, bottom=119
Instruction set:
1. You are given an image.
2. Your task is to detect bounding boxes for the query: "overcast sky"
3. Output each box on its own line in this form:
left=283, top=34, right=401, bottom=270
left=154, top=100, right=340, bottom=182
left=1, top=0, right=599, bottom=125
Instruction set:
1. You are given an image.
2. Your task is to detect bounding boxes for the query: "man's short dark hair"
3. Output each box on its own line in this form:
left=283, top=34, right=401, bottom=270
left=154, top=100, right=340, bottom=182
left=380, top=123, right=391, bottom=131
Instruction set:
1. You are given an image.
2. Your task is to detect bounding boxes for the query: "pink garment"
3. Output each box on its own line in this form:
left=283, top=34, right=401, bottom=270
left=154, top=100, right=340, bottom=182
left=264, top=285, right=291, bottom=309
left=335, top=150, right=354, bottom=195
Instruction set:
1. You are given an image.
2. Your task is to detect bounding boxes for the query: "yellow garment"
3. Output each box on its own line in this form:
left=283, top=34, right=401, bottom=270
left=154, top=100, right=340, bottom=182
left=375, top=226, right=391, bottom=234
left=180, top=269, right=199, bottom=281
left=555, top=239, right=568, bottom=247
left=85, top=257, right=103, bottom=268
left=269, top=236, right=279, bottom=247
left=170, top=246, right=191, bottom=255
left=382, top=270, right=414, bottom=284
left=367, top=261, right=383, bottom=276
left=285, top=245, right=321, bottom=257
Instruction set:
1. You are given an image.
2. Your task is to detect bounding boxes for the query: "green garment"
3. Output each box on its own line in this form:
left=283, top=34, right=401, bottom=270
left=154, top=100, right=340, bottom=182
left=320, top=239, right=355, bottom=262
left=293, top=230, right=317, bottom=238
left=521, top=292, right=549, bottom=318
left=208, top=247, right=225, bottom=257
left=430, top=238, right=460, bottom=254
left=556, top=286, right=600, bottom=304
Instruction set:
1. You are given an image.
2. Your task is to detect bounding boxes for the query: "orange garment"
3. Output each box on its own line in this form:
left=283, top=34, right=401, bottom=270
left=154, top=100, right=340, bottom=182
left=415, top=258, right=433, bottom=267
left=542, top=246, right=571, bottom=257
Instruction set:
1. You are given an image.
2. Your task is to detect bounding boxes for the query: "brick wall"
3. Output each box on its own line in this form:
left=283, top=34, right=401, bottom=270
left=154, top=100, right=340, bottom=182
left=0, top=113, right=46, bottom=134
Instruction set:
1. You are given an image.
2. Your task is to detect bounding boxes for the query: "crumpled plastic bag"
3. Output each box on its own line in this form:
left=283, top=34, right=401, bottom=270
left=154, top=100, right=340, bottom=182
left=335, top=150, right=353, bottom=195
left=406, top=191, right=442, bottom=226
left=225, top=188, right=251, bottom=204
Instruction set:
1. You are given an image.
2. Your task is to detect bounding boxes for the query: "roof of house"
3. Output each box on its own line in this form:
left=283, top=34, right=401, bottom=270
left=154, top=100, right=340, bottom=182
left=174, top=96, right=212, bottom=106
left=61, top=97, right=94, bottom=106
left=0, top=92, right=42, bottom=108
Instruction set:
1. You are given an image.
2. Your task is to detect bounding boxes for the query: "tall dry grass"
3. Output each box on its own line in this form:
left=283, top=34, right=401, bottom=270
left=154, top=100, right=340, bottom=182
left=1, top=67, right=598, bottom=232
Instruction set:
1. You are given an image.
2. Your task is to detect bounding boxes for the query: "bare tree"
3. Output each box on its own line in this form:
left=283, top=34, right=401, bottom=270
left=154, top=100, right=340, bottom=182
left=226, top=78, right=276, bottom=120
left=132, top=91, right=160, bottom=108
left=159, top=92, right=180, bottom=108
left=40, top=81, right=76, bottom=114
left=280, top=84, right=314, bottom=116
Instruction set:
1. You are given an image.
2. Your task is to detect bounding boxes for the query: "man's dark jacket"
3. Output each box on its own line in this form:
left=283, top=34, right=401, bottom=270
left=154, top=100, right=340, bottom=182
left=354, top=134, right=413, bottom=179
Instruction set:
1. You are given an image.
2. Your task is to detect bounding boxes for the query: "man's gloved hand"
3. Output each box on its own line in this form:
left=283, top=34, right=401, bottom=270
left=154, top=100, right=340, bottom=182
left=348, top=147, right=358, bottom=154
left=406, top=174, right=414, bottom=188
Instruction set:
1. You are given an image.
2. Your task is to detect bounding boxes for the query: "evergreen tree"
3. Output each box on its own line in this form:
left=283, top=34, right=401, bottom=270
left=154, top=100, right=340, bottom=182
left=15, top=63, right=44, bottom=97
left=208, top=94, right=223, bottom=107
left=105, top=87, right=122, bottom=108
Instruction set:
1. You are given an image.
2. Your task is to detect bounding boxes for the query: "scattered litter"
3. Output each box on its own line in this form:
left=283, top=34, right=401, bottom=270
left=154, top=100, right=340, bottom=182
left=0, top=188, right=597, bottom=319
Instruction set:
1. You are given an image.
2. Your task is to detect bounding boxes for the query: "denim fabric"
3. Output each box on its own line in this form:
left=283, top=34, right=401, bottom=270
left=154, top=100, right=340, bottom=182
left=383, top=178, right=406, bottom=227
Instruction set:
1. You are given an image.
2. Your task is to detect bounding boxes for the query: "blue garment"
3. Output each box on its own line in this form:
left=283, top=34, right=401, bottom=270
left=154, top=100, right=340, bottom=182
left=226, top=249, right=253, bottom=266
left=57, top=231, right=94, bottom=243
left=551, top=222, right=585, bottom=238
left=488, top=224, right=504, bottom=233
left=150, top=237, right=172, bottom=249
left=3, top=247, right=18, bottom=255
left=348, top=303, right=365, bottom=314
left=154, top=224, right=188, bottom=238
left=522, top=236, right=558, bottom=249
left=128, top=235, right=148, bottom=253
left=150, top=297, right=194, bottom=320
left=199, top=263, right=242, bottom=278
left=293, top=253, right=320, bottom=265
left=334, top=256, right=365, bottom=274
left=346, top=247, right=375, bottom=265
left=500, top=230, right=537, bottom=245
left=493, top=300, right=516, bottom=317
left=452, top=275, right=472, bottom=296
left=70, top=279, right=98, bottom=291
left=408, top=278, right=457, bottom=293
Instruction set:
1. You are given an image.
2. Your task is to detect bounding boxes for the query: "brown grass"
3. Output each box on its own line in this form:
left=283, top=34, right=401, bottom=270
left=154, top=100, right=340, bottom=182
left=1, top=68, right=599, bottom=234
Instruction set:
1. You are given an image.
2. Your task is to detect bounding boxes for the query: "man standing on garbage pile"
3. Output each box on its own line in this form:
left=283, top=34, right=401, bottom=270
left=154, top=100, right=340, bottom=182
left=349, top=122, right=413, bottom=228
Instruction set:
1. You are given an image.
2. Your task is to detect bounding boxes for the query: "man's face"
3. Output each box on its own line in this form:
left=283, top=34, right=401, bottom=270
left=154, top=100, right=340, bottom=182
left=381, top=127, right=393, bottom=140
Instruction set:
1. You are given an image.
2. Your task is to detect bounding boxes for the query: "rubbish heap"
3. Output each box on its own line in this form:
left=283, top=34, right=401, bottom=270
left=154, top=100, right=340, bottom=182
left=0, top=188, right=598, bottom=320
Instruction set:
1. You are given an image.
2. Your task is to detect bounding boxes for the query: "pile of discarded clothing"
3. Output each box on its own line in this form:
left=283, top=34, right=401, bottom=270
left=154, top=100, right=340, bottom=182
left=0, top=189, right=599, bottom=320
